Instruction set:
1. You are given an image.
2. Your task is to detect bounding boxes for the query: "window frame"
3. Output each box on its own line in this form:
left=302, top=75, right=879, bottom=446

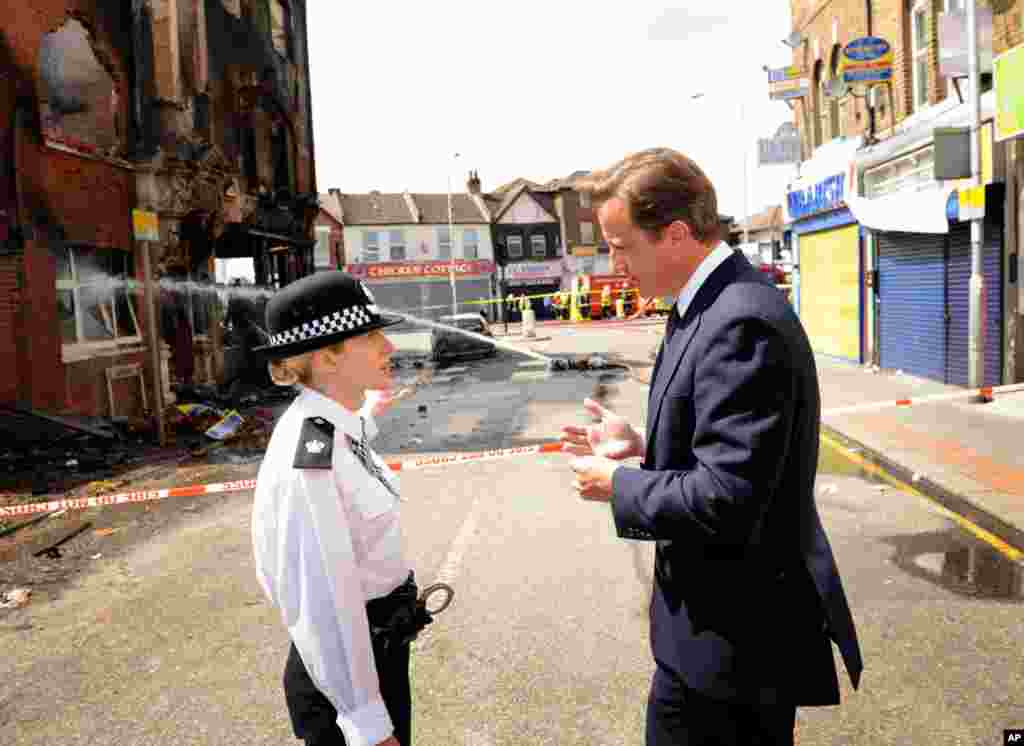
left=388, top=229, right=406, bottom=261
left=314, top=225, right=332, bottom=269
left=580, top=221, right=595, bottom=245
left=58, top=246, right=142, bottom=358
left=463, top=228, right=479, bottom=260
left=911, top=0, right=930, bottom=113
left=363, top=230, right=380, bottom=263
left=437, top=226, right=452, bottom=260
left=506, top=234, right=524, bottom=260
left=530, top=233, right=547, bottom=258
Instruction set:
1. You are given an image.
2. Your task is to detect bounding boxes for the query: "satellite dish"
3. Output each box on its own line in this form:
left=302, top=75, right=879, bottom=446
left=782, top=31, right=804, bottom=49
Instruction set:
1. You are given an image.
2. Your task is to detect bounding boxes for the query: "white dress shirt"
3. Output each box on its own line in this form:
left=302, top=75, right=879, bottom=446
left=252, top=386, right=406, bottom=746
left=673, top=242, right=735, bottom=321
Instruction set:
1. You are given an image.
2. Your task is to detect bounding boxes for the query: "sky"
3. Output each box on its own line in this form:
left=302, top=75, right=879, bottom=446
left=306, top=0, right=800, bottom=221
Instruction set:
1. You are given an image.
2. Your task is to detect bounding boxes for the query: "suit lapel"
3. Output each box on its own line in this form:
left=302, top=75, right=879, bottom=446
left=645, top=252, right=743, bottom=461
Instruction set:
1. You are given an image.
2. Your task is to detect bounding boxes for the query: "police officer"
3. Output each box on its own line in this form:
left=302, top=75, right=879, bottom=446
left=252, top=271, right=437, bottom=746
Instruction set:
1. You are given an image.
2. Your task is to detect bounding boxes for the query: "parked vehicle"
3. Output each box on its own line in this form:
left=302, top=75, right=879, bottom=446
left=431, top=313, right=497, bottom=363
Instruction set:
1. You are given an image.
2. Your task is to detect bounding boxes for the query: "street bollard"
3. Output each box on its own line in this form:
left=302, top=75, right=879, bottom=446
left=522, top=308, right=537, bottom=338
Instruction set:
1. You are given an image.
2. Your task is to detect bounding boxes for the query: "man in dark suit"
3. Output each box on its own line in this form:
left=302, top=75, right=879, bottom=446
left=561, top=148, right=862, bottom=745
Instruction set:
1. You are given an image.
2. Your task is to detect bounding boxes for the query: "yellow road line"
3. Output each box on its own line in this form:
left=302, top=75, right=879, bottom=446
left=820, top=432, right=1024, bottom=563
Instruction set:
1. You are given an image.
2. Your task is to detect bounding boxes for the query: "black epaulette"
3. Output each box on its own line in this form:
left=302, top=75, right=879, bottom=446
left=293, top=417, right=334, bottom=469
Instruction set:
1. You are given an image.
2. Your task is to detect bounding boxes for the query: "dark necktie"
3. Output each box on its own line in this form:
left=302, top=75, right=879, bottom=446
left=650, top=304, right=681, bottom=382
left=347, top=418, right=399, bottom=498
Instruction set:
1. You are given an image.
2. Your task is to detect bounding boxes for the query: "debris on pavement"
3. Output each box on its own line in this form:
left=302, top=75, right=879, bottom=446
left=0, top=587, right=32, bottom=609
left=33, top=522, right=93, bottom=559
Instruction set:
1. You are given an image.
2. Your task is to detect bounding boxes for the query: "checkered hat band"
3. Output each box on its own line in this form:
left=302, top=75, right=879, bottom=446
left=269, top=305, right=377, bottom=346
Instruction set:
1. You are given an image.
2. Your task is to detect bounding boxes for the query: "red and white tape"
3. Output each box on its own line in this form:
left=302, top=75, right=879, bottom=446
left=4, top=383, right=1023, bottom=520
left=0, top=479, right=259, bottom=520
left=387, top=442, right=564, bottom=472
left=0, top=445, right=567, bottom=519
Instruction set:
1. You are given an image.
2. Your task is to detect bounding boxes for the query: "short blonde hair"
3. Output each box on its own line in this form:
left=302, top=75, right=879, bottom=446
left=267, top=340, right=346, bottom=386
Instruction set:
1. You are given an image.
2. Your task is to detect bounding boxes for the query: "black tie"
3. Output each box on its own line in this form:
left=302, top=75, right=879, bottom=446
left=650, top=305, right=680, bottom=382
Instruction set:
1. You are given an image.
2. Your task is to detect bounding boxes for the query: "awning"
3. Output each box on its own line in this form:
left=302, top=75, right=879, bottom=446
left=846, top=184, right=957, bottom=234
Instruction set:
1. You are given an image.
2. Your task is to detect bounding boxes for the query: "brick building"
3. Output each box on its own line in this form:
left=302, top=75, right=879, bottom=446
left=784, top=0, right=1024, bottom=385
left=0, top=0, right=319, bottom=422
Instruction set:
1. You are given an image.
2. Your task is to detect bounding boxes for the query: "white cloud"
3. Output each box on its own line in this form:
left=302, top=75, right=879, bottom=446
left=307, top=0, right=799, bottom=218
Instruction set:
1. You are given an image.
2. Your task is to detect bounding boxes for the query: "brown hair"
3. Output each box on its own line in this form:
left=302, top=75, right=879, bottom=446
left=577, top=147, right=720, bottom=244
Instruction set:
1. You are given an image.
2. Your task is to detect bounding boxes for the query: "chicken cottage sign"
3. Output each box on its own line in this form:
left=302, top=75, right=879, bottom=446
left=344, top=260, right=495, bottom=279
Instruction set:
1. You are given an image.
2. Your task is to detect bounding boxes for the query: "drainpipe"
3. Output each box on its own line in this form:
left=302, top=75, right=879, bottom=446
left=865, top=0, right=877, bottom=143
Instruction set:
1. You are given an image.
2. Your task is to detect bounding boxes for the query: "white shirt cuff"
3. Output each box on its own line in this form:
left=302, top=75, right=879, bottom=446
left=338, top=697, right=393, bottom=746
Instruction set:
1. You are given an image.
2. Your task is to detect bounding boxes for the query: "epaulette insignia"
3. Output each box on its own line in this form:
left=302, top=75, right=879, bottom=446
left=294, top=417, right=335, bottom=469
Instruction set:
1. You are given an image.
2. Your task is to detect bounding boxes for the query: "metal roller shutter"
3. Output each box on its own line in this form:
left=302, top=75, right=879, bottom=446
left=945, top=221, right=1003, bottom=387
left=877, top=232, right=946, bottom=382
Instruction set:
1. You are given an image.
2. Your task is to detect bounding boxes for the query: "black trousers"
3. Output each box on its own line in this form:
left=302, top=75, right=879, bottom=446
left=283, top=636, right=412, bottom=746
left=646, top=665, right=796, bottom=746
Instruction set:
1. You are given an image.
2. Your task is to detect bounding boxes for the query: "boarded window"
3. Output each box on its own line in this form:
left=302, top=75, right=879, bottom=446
left=38, top=19, right=119, bottom=153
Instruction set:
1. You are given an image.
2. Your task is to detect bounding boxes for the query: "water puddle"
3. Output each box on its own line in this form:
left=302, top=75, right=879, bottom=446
left=818, top=437, right=1023, bottom=601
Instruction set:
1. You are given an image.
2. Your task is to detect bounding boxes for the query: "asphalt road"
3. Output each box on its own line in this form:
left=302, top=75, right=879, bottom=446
left=3, top=322, right=1022, bottom=745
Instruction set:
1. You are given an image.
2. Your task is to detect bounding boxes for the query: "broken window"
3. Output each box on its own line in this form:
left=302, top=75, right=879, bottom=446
left=38, top=18, right=119, bottom=153
left=57, top=247, right=139, bottom=345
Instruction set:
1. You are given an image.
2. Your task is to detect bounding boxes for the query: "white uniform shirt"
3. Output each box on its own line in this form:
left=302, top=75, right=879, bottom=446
left=252, top=386, right=406, bottom=746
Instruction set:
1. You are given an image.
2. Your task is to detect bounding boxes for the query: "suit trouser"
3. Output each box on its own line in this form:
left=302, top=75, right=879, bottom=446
left=646, top=664, right=796, bottom=746
left=283, top=637, right=412, bottom=746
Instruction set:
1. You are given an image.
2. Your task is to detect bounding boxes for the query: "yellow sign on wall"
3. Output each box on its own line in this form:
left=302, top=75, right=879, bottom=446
left=132, top=209, right=160, bottom=241
left=994, top=43, right=1024, bottom=142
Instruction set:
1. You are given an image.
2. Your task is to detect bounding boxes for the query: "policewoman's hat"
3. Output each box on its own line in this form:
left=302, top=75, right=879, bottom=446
left=255, top=271, right=402, bottom=360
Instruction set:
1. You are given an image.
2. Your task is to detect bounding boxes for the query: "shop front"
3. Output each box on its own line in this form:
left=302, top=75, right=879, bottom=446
left=850, top=99, right=1005, bottom=385
left=787, top=137, right=865, bottom=364
left=344, top=259, right=496, bottom=325
left=502, top=260, right=565, bottom=320
left=849, top=182, right=1004, bottom=385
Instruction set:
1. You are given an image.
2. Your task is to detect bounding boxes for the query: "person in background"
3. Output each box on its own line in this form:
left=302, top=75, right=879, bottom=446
left=252, top=271, right=432, bottom=746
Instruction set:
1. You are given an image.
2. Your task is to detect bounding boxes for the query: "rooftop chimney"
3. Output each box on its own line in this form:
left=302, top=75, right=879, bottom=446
left=466, top=170, right=481, bottom=195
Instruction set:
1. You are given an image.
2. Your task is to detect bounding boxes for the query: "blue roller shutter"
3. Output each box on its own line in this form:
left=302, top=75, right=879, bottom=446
left=877, top=232, right=946, bottom=382
left=945, top=221, right=1003, bottom=387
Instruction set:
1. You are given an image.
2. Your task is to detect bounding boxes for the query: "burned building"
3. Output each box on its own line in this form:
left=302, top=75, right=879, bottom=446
left=0, top=0, right=318, bottom=428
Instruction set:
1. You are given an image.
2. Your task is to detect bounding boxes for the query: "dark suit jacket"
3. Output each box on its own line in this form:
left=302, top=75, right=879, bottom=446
left=612, top=251, right=863, bottom=706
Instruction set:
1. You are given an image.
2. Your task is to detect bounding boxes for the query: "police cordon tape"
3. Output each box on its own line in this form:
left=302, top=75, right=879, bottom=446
left=0, top=444, right=566, bottom=519
left=4, top=383, right=1024, bottom=520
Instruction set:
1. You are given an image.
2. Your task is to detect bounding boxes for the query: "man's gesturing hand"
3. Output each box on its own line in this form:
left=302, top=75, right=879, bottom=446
left=560, top=398, right=644, bottom=460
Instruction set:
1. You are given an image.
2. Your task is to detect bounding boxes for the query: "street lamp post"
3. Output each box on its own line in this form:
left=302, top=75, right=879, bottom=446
left=691, top=93, right=750, bottom=248
left=447, top=153, right=460, bottom=316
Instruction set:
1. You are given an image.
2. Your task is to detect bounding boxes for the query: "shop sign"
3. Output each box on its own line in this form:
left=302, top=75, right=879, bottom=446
left=840, top=36, right=893, bottom=84
left=787, top=173, right=845, bottom=221
left=767, top=67, right=810, bottom=101
left=504, top=260, right=563, bottom=281
left=995, top=43, right=1024, bottom=142
left=344, top=259, right=495, bottom=279
left=132, top=209, right=160, bottom=241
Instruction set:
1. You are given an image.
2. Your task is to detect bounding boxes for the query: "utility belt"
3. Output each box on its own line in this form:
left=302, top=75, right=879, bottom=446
left=366, top=571, right=454, bottom=652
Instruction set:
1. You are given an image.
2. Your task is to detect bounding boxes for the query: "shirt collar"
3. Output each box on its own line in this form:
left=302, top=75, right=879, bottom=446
left=674, top=242, right=734, bottom=321
left=295, top=385, right=365, bottom=440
